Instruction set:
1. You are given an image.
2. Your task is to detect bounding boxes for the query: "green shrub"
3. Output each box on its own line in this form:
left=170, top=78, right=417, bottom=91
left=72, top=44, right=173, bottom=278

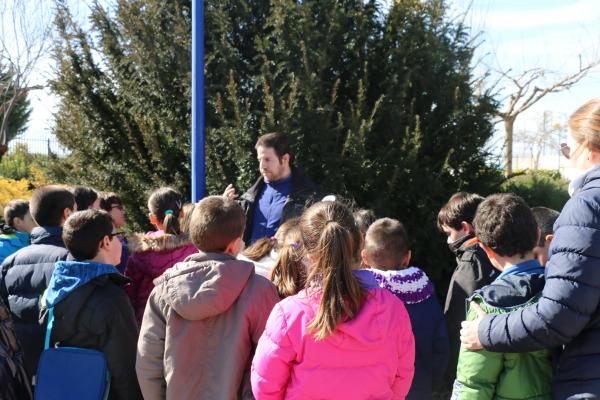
left=500, top=170, right=569, bottom=212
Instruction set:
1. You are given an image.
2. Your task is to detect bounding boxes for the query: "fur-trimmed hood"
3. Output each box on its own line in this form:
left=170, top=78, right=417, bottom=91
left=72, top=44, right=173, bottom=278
left=127, top=232, right=194, bottom=254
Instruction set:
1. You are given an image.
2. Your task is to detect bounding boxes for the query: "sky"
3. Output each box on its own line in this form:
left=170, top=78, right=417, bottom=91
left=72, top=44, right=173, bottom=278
left=449, top=0, right=600, bottom=165
left=11, top=0, right=600, bottom=157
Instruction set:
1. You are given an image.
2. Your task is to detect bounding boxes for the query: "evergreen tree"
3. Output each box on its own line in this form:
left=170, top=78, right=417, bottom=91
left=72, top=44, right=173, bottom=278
left=48, top=0, right=499, bottom=290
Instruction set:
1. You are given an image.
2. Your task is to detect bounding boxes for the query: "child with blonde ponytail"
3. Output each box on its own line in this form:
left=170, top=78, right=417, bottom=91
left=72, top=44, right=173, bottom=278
left=251, top=201, right=415, bottom=399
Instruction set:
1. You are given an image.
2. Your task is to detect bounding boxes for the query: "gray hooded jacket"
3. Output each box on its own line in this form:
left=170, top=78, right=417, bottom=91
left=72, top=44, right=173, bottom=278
left=136, top=252, right=279, bottom=400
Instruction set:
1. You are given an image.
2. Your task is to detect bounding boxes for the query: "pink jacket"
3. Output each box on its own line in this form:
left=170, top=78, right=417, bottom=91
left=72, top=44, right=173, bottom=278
left=251, top=283, right=415, bottom=399
left=124, top=232, right=197, bottom=326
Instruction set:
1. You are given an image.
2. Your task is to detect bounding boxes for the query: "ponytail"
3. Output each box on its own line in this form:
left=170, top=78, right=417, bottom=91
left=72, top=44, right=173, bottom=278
left=162, top=210, right=181, bottom=235
left=243, top=238, right=276, bottom=262
left=271, top=226, right=305, bottom=298
left=148, top=187, right=183, bottom=235
left=301, top=202, right=364, bottom=340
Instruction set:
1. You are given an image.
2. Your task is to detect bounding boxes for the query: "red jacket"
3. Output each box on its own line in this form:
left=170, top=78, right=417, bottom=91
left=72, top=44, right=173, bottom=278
left=124, top=232, right=197, bottom=326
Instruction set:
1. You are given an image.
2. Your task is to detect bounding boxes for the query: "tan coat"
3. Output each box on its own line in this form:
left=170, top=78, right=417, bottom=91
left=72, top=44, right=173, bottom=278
left=136, top=252, right=279, bottom=400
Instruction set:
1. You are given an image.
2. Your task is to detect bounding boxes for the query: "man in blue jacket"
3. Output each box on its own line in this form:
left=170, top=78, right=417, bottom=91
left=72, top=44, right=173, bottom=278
left=0, top=186, right=75, bottom=379
left=223, top=132, right=321, bottom=245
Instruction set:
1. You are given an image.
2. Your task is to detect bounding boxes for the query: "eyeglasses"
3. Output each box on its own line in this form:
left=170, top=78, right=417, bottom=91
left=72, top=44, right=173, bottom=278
left=560, top=141, right=587, bottom=160
left=108, top=231, right=125, bottom=239
left=110, top=205, right=124, bottom=211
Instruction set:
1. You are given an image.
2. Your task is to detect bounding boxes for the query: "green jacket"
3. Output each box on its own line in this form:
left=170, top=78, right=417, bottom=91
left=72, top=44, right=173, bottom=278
left=451, top=272, right=552, bottom=400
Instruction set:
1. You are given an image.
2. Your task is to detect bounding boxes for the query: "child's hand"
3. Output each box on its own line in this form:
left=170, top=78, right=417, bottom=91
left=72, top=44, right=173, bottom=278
left=459, top=301, right=487, bottom=350
left=223, top=184, right=238, bottom=199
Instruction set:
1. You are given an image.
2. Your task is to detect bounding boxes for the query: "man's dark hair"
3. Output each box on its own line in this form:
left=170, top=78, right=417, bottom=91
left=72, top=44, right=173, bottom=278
left=190, top=196, right=245, bottom=252
left=353, top=209, right=377, bottom=237
left=72, top=186, right=99, bottom=211
left=62, top=209, right=114, bottom=261
left=98, top=192, right=122, bottom=212
left=474, top=193, right=538, bottom=258
left=255, top=132, right=293, bottom=163
left=30, top=186, right=75, bottom=227
left=364, top=218, right=410, bottom=270
left=3, top=200, right=29, bottom=228
left=531, top=206, right=560, bottom=246
left=437, top=192, right=485, bottom=231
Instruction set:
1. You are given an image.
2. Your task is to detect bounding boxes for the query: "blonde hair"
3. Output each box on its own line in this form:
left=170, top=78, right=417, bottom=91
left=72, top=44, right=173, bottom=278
left=570, top=99, right=600, bottom=150
left=301, top=201, right=364, bottom=340
left=271, top=225, right=305, bottom=298
left=242, top=218, right=299, bottom=261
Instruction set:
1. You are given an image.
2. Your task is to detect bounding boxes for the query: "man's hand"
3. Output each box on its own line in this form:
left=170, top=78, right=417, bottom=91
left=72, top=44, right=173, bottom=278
left=460, top=301, right=487, bottom=350
left=223, top=184, right=238, bottom=200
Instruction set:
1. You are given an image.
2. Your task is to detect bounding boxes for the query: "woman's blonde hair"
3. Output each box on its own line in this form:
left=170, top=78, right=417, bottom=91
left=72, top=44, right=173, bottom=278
left=301, top=201, right=364, bottom=340
left=271, top=225, right=305, bottom=298
left=570, top=99, right=600, bottom=150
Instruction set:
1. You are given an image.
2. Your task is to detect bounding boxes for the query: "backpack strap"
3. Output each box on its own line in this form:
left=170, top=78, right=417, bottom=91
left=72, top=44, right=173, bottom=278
left=44, top=307, right=54, bottom=350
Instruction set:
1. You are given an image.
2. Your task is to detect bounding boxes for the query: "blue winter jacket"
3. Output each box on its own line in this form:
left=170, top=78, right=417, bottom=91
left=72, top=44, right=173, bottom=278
left=0, top=226, right=69, bottom=378
left=0, top=229, right=29, bottom=265
left=367, top=267, right=449, bottom=400
left=478, top=164, right=600, bottom=399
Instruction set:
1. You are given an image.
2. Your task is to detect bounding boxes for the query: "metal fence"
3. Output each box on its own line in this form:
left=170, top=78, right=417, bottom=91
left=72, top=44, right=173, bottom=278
left=7, top=137, right=69, bottom=157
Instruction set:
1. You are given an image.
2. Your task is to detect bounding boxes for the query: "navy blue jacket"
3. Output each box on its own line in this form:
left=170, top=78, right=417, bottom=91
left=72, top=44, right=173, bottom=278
left=0, top=226, right=69, bottom=378
left=368, top=267, right=449, bottom=400
left=478, top=164, right=600, bottom=399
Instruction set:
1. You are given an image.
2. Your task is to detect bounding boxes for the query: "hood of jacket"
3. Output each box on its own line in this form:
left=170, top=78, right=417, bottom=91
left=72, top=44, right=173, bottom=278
left=30, top=226, right=65, bottom=247
left=470, top=272, right=545, bottom=311
left=44, top=260, right=128, bottom=307
left=152, top=252, right=255, bottom=321
left=366, top=267, right=434, bottom=304
left=128, top=231, right=194, bottom=254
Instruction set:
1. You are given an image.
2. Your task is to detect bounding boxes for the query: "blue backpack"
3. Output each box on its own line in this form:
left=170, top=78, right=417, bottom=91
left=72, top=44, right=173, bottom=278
left=34, top=307, right=110, bottom=400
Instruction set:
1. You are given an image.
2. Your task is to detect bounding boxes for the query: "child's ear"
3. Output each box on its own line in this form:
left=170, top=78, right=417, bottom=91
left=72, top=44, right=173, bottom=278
left=461, top=221, right=473, bottom=234
left=224, top=236, right=243, bottom=256
left=62, top=207, right=74, bottom=224
left=148, top=213, right=159, bottom=226
left=401, top=250, right=412, bottom=267
left=545, top=234, right=553, bottom=246
left=360, top=249, right=369, bottom=267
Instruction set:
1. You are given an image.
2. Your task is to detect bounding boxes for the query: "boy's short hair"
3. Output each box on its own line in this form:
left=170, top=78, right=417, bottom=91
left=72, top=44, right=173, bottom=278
left=30, top=186, right=76, bottom=227
left=99, top=192, right=122, bottom=212
left=62, top=209, right=114, bottom=261
left=255, top=132, right=293, bottom=163
left=474, top=193, right=537, bottom=258
left=531, top=207, right=560, bottom=246
left=3, top=200, right=29, bottom=228
left=353, top=209, right=377, bottom=237
left=189, top=196, right=245, bottom=252
left=72, top=186, right=99, bottom=211
left=364, top=218, right=409, bottom=269
left=437, top=192, right=485, bottom=231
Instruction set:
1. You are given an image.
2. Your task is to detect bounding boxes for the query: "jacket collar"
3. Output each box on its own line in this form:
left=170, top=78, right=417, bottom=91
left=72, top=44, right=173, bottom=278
left=366, top=267, right=434, bottom=304
left=496, top=259, right=544, bottom=280
left=30, top=226, right=65, bottom=247
left=568, top=163, right=600, bottom=197
left=45, top=260, right=126, bottom=307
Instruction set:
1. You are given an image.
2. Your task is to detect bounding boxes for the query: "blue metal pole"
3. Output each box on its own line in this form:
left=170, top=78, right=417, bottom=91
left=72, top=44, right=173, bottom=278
left=191, top=0, right=205, bottom=202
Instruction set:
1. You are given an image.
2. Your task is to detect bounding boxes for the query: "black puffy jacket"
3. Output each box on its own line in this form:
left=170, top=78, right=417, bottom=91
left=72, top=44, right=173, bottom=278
left=0, top=226, right=68, bottom=377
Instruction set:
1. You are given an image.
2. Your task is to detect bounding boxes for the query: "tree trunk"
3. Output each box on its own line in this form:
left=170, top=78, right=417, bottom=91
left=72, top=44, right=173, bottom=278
left=504, top=116, right=515, bottom=176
